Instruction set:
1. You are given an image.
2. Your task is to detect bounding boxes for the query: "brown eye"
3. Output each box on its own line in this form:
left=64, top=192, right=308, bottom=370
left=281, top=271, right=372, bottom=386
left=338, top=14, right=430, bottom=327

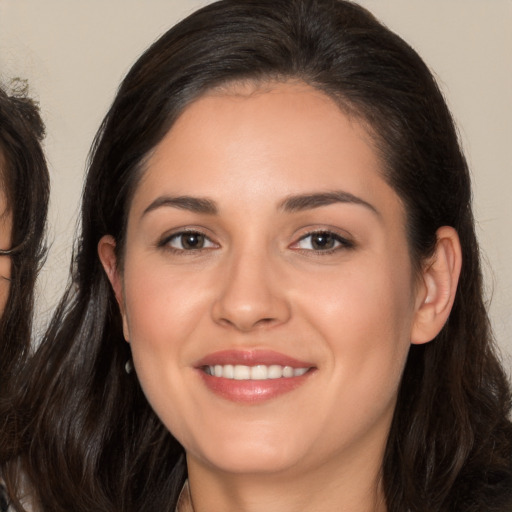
left=293, top=231, right=353, bottom=252
left=310, top=232, right=336, bottom=250
left=180, top=232, right=205, bottom=249
left=165, top=231, right=216, bottom=251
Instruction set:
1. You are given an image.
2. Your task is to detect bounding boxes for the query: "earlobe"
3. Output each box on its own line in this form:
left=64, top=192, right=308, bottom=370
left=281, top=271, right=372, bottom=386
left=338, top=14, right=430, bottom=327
left=411, top=226, right=462, bottom=345
left=97, top=235, right=130, bottom=341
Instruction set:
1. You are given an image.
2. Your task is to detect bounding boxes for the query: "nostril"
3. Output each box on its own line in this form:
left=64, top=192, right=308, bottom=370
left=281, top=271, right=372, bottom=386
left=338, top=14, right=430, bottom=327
left=215, top=313, right=281, bottom=333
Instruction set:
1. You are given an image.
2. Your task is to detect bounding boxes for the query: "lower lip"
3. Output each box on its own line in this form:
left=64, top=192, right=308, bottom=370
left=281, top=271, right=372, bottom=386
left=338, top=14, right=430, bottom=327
left=198, top=370, right=314, bottom=403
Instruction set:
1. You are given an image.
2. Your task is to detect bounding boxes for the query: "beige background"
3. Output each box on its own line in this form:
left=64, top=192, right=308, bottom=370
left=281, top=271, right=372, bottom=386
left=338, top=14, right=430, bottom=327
left=0, top=0, right=510, bottom=375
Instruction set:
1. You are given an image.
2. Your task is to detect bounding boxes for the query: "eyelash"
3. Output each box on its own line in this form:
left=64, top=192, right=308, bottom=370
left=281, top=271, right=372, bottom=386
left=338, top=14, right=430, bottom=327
left=158, top=230, right=217, bottom=254
left=158, top=229, right=354, bottom=256
left=291, top=230, right=354, bottom=255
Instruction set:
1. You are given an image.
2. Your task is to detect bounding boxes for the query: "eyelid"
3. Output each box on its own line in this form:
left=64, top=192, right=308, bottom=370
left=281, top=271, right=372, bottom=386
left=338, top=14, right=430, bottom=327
left=157, top=228, right=219, bottom=252
left=290, top=228, right=355, bottom=253
left=155, top=226, right=354, bottom=255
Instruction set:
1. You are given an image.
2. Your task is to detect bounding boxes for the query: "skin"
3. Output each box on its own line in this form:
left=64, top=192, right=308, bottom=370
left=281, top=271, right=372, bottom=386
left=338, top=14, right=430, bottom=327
left=99, top=81, right=461, bottom=512
left=0, top=161, right=12, bottom=313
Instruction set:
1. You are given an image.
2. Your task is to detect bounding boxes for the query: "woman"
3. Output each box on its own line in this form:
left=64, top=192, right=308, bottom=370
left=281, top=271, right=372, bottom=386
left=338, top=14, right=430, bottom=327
left=7, top=1, right=512, bottom=511
left=0, top=81, right=49, bottom=509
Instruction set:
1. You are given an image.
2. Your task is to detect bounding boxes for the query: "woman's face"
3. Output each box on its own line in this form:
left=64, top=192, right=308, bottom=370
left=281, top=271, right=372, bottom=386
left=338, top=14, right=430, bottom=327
left=103, top=82, right=429, bottom=478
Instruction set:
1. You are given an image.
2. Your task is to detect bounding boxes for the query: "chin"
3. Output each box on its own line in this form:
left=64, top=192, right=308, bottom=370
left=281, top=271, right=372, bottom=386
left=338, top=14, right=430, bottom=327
left=189, top=434, right=306, bottom=475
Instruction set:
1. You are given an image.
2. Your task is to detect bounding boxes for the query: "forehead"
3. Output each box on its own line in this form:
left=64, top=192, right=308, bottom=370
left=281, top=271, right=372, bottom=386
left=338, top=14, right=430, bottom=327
left=139, top=82, right=382, bottom=190
left=125, top=79, right=407, bottom=237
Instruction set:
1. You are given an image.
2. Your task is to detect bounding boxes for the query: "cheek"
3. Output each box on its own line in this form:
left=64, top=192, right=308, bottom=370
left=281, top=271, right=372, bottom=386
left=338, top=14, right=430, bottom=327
left=299, top=252, right=416, bottom=394
left=0, top=279, right=10, bottom=315
left=0, top=263, right=11, bottom=316
left=121, top=256, right=213, bottom=393
left=123, top=252, right=209, bottom=336
left=120, top=261, right=206, bottom=435
left=301, top=252, right=415, bottom=340
left=310, top=259, right=414, bottom=432
left=0, top=214, right=12, bottom=315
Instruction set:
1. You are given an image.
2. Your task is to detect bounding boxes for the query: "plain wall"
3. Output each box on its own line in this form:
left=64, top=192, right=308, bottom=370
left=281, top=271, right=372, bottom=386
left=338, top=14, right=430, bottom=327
left=0, top=0, right=511, bottom=374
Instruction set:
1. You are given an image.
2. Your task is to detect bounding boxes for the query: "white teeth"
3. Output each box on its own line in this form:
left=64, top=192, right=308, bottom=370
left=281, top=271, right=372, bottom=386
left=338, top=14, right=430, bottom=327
left=234, top=365, right=251, bottom=380
left=250, top=365, right=268, bottom=380
left=205, top=364, right=309, bottom=380
left=223, top=364, right=234, bottom=379
left=268, top=365, right=282, bottom=379
left=282, top=366, right=294, bottom=378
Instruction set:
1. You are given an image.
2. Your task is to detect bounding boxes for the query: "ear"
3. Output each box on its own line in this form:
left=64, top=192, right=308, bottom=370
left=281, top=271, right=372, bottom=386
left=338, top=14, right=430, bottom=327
left=98, top=235, right=130, bottom=342
left=411, top=226, right=462, bottom=345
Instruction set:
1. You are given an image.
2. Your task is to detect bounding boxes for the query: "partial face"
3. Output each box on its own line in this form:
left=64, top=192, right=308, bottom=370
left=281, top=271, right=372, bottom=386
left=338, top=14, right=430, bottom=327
left=106, top=82, right=425, bottom=478
left=0, top=163, right=12, bottom=314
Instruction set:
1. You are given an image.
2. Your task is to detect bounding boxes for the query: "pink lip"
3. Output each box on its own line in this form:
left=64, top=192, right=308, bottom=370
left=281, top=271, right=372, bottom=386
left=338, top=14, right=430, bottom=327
left=195, top=349, right=313, bottom=368
left=194, top=349, right=316, bottom=404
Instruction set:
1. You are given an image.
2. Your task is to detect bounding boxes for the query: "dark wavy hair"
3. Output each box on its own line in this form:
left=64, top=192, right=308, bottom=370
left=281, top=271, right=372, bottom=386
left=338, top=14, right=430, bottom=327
left=0, top=79, right=49, bottom=422
left=0, top=80, right=49, bottom=512
left=7, top=1, right=511, bottom=511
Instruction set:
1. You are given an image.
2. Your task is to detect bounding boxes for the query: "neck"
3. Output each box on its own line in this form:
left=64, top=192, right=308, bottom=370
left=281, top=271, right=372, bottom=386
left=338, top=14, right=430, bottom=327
left=185, top=444, right=387, bottom=512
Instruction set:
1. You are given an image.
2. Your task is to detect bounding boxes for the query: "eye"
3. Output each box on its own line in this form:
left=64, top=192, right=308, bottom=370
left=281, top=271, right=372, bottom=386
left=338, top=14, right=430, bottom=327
left=293, top=231, right=353, bottom=252
left=162, top=231, right=217, bottom=251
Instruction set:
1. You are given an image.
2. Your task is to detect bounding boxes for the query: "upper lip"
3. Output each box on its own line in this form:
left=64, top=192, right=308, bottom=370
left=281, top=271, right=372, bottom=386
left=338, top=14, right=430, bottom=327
left=195, top=349, right=314, bottom=368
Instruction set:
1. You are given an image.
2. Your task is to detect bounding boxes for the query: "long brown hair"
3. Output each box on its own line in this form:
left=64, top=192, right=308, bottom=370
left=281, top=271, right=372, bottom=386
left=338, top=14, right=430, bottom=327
left=7, top=1, right=511, bottom=511
left=0, top=79, right=49, bottom=456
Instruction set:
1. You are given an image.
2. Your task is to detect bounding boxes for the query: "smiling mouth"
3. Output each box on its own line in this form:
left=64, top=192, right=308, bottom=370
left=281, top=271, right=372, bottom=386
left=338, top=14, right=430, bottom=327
left=203, top=364, right=310, bottom=380
left=196, top=350, right=315, bottom=402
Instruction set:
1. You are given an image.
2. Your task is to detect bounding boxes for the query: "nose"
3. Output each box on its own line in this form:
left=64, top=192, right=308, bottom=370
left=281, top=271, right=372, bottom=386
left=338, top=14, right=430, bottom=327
left=211, top=248, right=291, bottom=332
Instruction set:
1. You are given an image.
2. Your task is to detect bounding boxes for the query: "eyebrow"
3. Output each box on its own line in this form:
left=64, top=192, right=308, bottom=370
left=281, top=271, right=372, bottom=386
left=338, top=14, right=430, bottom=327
left=143, top=195, right=218, bottom=216
left=279, top=191, right=379, bottom=215
left=142, top=190, right=378, bottom=218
